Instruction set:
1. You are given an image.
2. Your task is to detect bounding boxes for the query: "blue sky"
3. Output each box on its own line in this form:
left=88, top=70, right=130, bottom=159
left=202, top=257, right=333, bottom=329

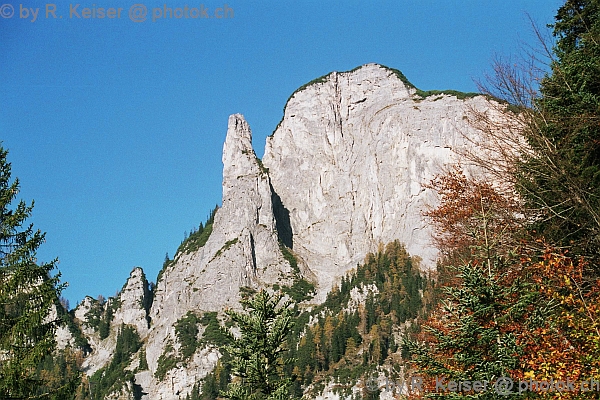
left=1, top=0, right=563, bottom=307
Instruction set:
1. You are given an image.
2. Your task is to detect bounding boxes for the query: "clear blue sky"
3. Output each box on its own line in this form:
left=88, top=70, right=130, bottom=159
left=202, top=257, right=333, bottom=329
left=1, top=0, right=563, bottom=307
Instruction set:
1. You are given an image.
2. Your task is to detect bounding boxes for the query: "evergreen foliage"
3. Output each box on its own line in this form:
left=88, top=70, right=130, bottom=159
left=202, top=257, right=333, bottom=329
left=157, top=205, right=219, bottom=284
left=198, top=312, right=229, bottom=347
left=177, top=206, right=219, bottom=256
left=221, top=290, right=295, bottom=400
left=403, top=8, right=600, bottom=393
left=154, top=342, right=178, bottom=381
left=84, top=296, right=120, bottom=340
left=155, top=311, right=230, bottom=382
left=138, top=348, right=148, bottom=371
left=98, top=300, right=115, bottom=340
left=278, top=243, right=316, bottom=302
left=404, top=258, right=534, bottom=397
left=189, top=360, right=231, bottom=400
left=175, top=311, right=201, bottom=359
left=33, top=349, right=82, bottom=400
left=0, top=146, right=75, bottom=399
left=89, top=324, right=141, bottom=399
left=56, top=302, right=91, bottom=355
left=518, top=0, right=600, bottom=264
left=282, top=241, right=432, bottom=396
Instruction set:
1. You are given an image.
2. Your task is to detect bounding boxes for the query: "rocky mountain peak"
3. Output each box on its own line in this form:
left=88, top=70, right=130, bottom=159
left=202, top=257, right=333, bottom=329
left=69, top=64, right=497, bottom=399
left=283, top=63, right=415, bottom=120
left=112, top=266, right=150, bottom=337
left=264, top=63, right=491, bottom=299
left=222, top=114, right=259, bottom=195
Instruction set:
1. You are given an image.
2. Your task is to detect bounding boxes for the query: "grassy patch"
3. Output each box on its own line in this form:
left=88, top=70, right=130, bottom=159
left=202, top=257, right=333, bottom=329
left=377, top=64, right=480, bottom=100
left=212, top=237, right=239, bottom=261
left=255, top=157, right=269, bottom=175
left=415, top=89, right=480, bottom=100
left=278, top=242, right=316, bottom=302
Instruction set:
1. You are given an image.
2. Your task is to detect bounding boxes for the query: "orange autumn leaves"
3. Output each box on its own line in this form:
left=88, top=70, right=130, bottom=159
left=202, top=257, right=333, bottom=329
left=521, top=252, right=600, bottom=389
left=423, top=169, right=522, bottom=265
left=411, top=169, right=600, bottom=398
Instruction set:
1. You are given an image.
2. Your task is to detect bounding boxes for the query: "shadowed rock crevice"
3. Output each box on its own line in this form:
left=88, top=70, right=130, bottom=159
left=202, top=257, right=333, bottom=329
left=132, top=382, right=146, bottom=400
left=249, top=232, right=257, bottom=274
left=270, top=183, right=293, bottom=249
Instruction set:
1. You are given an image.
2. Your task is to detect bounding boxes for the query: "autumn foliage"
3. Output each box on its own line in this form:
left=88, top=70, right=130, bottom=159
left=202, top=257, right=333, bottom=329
left=405, top=165, right=600, bottom=398
left=405, top=1, right=600, bottom=397
left=424, top=169, right=522, bottom=265
left=517, top=251, right=600, bottom=391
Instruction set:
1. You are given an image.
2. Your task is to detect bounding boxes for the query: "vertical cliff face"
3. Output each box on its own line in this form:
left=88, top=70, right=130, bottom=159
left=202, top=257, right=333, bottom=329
left=69, top=63, right=499, bottom=398
left=146, top=113, right=294, bottom=330
left=263, top=63, right=490, bottom=299
left=140, top=114, right=297, bottom=398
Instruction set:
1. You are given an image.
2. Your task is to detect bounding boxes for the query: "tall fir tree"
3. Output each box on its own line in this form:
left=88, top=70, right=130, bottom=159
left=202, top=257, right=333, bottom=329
left=0, top=146, right=70, bottom=398
left=221, top=289, right=295, bottom=400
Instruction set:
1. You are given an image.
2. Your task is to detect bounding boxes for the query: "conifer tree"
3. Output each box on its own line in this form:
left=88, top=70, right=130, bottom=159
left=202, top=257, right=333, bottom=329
left=515, top=0, right=600, bottom=263
left=404, top=167, right=536, bottom=396
left=405, top=257, right=532, bottom=397
left=221, top=289, right=295, bottom=400
left=0, top=146, right=70, bottom=398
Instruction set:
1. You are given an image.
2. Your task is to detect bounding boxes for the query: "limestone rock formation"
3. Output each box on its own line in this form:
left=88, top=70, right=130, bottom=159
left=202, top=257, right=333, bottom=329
left=111, top=267, right=151, bottom=337
left=140, top=113, right=297, bottom=397
left=68, top=63, right=500, bottom=398
left=263, top=63, right=490, bottom=299
left=72, top=267, right=151, bottom=375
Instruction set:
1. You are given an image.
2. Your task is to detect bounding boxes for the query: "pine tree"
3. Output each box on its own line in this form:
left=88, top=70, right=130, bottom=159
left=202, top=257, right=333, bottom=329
left=220, top=289, right=295, bottom=400
left=404, top=257, right=531, bottom=397
left=404, top=163, right=537, bottom=396
left=517, top=0, right=600, bottom=263
left=0, top=146, right=70, bottom=398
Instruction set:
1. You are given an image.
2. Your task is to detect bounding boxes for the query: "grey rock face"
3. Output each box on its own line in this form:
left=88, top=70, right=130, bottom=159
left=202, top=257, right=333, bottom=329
left=71, top=267, right=151, bottom=375
left=263, top=63, right=490, bottom=299
left=71, top=63, right=497, bottom=398
left=112, top=267, right=151, bottom=337
left=141, top=114, right=296, bottom=398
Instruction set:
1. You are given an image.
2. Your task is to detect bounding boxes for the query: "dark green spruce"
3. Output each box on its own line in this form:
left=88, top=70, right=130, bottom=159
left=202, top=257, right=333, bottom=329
left=0, top=146, right=77, bottom=399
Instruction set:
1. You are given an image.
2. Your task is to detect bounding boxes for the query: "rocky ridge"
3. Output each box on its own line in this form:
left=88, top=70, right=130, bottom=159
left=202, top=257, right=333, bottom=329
left=67, top=63, right=497, bottom=399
